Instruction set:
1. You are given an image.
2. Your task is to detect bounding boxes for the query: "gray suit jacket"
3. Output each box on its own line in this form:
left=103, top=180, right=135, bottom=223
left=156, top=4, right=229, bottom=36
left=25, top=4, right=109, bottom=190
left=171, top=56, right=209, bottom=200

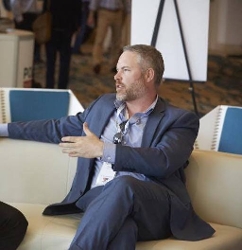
left=8, top=93, right=215, bottom=240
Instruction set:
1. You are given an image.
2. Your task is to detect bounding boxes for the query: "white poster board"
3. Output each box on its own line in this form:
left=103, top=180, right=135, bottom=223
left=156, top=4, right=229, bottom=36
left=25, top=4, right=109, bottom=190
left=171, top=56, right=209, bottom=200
left=131, top=0, right=210, bottom=81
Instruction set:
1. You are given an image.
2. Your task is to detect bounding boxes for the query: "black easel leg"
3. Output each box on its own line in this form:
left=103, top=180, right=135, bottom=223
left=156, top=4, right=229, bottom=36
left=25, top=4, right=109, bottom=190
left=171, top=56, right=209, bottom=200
left=173, top=0, right=199, bottom=116
left=151, top=0, right=165, bottom=47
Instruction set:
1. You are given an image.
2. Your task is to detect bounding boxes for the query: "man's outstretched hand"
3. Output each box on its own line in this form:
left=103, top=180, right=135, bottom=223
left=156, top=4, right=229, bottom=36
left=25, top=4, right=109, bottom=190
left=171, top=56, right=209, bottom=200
left=59, top=122, right=104, bottom=158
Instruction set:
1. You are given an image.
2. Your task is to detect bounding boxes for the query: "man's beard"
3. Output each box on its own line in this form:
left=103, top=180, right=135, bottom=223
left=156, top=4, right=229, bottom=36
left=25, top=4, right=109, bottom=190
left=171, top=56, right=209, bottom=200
left=116, top=79, right=147, bottom=102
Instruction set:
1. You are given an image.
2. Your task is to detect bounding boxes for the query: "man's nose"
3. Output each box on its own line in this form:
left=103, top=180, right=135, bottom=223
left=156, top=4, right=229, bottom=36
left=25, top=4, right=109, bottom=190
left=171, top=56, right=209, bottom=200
left=114, top=70, right=120, bottom=80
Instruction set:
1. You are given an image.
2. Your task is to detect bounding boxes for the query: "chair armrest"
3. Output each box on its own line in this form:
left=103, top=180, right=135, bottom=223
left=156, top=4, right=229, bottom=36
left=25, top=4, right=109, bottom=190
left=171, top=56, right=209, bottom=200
left=186, top=149, right=242, bottom=229
left=0, top=138, right=77, bottom=205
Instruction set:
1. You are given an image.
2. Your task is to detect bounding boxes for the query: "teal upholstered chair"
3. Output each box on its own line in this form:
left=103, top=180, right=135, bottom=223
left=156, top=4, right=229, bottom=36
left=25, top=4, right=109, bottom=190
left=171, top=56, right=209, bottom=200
left=0, top=88, right=84, bottom=123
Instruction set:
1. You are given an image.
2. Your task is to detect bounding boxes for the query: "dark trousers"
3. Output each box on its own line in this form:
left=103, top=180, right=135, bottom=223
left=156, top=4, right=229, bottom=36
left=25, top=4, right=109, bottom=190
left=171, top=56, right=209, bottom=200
left=72, top=2, right=93, bottom=53
left=70, top=176, right=171, bottom=250
left=14, top=13, right=41, bottom=62
left=45, top=30, right=73, bottom=89
left=0, top=202, right=28, bottom=250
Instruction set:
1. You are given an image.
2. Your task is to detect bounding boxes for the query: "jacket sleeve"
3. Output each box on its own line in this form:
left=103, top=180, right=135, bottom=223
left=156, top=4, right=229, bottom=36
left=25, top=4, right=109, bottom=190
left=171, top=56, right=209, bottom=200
left=7, top=113, right=85, bottom=143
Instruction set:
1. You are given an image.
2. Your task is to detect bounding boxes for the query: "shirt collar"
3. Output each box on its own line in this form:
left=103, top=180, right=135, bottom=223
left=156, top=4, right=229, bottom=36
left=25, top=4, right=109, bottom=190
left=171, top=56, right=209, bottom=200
left=114, top=95, right=158, bottom=116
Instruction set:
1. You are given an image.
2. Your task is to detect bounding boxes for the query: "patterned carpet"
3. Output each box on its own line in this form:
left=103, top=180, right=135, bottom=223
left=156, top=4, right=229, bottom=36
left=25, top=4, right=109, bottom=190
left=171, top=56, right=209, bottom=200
left=34, top=46, right=242, bottom=117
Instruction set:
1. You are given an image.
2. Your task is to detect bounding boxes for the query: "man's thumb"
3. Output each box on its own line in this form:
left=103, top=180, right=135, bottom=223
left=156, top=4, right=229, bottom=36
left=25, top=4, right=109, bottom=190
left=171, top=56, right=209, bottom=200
left=83, top=122, right=91, bottom=136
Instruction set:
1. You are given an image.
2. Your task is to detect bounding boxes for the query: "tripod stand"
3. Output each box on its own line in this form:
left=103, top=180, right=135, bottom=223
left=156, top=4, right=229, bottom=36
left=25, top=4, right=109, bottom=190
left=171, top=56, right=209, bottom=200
left=151, top=0, right=199, bottom=116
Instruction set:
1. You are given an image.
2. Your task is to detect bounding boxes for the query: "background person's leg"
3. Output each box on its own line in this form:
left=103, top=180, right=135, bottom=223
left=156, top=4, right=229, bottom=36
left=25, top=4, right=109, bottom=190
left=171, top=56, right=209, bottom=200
left=58, top=33, right=73, bottom=89
left=45, top=36, right=58, bottom=89
left=92, top=10, right=111, bottom=74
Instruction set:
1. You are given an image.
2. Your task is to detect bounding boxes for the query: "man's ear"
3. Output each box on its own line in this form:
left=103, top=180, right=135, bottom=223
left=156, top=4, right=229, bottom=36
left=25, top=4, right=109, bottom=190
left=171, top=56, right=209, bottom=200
left=145, top=68, right=155, bottom=83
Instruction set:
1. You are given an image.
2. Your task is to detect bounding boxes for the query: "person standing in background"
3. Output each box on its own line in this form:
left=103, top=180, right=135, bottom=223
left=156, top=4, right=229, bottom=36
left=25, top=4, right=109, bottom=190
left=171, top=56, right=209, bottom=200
left=10, top=0, right=42, bottom=64
left=43, top=0, right=82, bottom=89
left=88, top=0, right=131, bottom=74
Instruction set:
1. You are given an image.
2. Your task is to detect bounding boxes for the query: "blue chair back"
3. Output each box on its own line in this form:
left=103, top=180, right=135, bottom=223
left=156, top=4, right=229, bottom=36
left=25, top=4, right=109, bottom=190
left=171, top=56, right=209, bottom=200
left=9, top=90, right=70, bottom=122
left=218, top=107, right=242, bottom=155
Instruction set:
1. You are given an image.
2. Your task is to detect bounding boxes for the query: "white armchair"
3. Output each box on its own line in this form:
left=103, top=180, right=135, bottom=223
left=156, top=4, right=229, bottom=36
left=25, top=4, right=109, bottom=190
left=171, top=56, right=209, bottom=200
left=0, top=137, right=242, bottom=249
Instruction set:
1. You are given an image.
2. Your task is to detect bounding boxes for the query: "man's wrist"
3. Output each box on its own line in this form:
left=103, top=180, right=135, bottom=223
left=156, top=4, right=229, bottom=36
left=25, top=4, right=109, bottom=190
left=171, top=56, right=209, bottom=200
left=101, top=142, right=116, bottom=164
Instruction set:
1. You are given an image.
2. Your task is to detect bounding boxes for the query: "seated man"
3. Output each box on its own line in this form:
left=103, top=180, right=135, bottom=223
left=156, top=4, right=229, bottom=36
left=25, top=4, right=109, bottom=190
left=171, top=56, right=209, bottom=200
left=0, top=202, right=28, bottom=250
left=0, top=44, right=215, bottom=250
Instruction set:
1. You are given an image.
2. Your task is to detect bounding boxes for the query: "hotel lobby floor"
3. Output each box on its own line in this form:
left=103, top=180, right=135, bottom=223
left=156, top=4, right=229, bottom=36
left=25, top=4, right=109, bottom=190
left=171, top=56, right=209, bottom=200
left=34, top=47, right=242, bottom=117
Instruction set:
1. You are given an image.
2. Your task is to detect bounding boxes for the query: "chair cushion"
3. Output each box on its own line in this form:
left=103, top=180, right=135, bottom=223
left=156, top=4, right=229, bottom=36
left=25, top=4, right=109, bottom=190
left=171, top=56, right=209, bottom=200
left=136, top=224, right=242, bottom=250
left=11, top=203, right=242, bottom=250
left=12, top=203, right=79, bottom=250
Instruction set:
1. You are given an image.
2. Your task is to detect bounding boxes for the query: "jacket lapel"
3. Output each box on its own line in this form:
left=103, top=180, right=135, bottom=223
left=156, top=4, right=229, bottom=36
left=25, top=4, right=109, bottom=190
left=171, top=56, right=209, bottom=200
left=87, top=100, right=116, bottom=137
left=142, top=98, right=166, bottom=147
